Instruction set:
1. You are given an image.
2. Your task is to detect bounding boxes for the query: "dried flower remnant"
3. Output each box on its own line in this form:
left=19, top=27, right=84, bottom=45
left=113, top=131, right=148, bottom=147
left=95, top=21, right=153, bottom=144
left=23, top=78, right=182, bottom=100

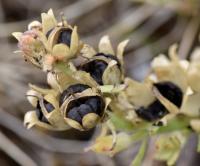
left=13, top=9, right=81, bottom=71
left=24, top=85, right=70, bottom=130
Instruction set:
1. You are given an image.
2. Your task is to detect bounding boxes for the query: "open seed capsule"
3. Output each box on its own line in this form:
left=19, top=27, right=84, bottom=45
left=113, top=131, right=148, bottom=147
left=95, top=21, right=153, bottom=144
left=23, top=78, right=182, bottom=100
left=79, top=36, right=129, bottom=85
left=135, top=81, right=183, bottom=121
left=40, top=9, right=80, bottom=60
left=79, top=53, right=121, bottom=85
left=24, top=85, right=70, bottom=130
left=60, top=84, right=105, bottom=131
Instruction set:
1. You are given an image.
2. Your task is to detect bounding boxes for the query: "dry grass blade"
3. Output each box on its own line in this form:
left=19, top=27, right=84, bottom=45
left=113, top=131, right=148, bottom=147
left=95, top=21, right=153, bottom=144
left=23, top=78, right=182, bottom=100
left=0, top=109, right=88, bottom=154
left=0, top=131, right=37, bottom=166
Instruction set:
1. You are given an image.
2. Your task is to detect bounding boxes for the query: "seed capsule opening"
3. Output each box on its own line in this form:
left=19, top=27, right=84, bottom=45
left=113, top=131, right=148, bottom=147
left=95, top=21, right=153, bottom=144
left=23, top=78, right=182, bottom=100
left=57, top=28, right=72, bottom=46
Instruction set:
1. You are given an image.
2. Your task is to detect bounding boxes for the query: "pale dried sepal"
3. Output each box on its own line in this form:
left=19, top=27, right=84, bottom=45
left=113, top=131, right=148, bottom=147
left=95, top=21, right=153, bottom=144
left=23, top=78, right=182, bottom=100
left=152, top=59, right=188, bottom=93
left=55, top=72, right=78, bottom=90
left=26, top=89, right=41, bottom=107
left=190, top=47, right=200, bottom=61
left=28, top=21, right=42, bottom=30
left=181, top=92, right=200, bottom=117
left=52, top=43, right=70, bottom=58
left=151, top=54, right=170, bottom=68
left=12, top=32, right=23, bottom=41
left=155, top=132, right=187, bottom=166
left=102, top=60, right=121, bottom=85
left=81, top=44, right=96, bottom=58
left=89, top=132, right=132, bottom=156
left=169, top=44, right=179, bottom=62
left=187, top=62, right=200, bottom=92
left=190, top=119, right=200, bottom=133
left=41, top=9, right=57, bottom=34
left=153, top=87, right=179, bottom=114
left=29, top=83, right=57, bottom=95
left=70, top=26, right=79, bottom=56
left=73, top=71, right=98, bottom=88
left=48, top=111, right=70, bottom=130
left=98, top=35, right=114, bottom=55
left=64, top=118, right=84, bottom=131
left=24, top=111, right=56, bottom=130
left=124, top=78, right=155, bottom=107
left=99, top=84, right=126, bottom=94
left=47, top=72, right=62, bottom=92
left=116, top=39, right=129, bottom=65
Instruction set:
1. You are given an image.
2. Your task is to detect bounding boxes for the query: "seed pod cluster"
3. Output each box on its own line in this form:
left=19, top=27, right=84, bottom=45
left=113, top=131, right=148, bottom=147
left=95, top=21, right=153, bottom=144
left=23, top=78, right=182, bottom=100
left=13, top=9, right=81, bottom=71
left=14, top=9, right=200, bottom=142
left=25, top=80, right=106, bottom=131
left=78, top=36, right=129, bottom=85
left=59, top=84, right=105, bottom=131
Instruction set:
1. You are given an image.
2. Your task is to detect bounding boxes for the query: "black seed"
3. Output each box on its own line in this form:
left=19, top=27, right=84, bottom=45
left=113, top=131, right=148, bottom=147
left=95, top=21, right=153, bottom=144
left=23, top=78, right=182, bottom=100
left=78, top=104, right=93, bottom=117
left=59, top=84, right=90, bottom=106
left=46, top=28, right=54, bottom=38
left=66, top=96, right=105, bottom=122
left=67, top=107, right=82, bottom=124
left=154, top=121, right=164, bottom=126
left=135, top=100, right=167, bottom=121
left=79, top=60, right=107, bottom=85
left=43, top=100, right=55, bottom=113
left=95, top=53, right=121, bottom=68
left=85, top=97, right=104, bottom=115
left=35, top=102, right=49, bottom=123
left=153, top=81, right=183, bottom=108
left=57, top=28, right=72, bottom=46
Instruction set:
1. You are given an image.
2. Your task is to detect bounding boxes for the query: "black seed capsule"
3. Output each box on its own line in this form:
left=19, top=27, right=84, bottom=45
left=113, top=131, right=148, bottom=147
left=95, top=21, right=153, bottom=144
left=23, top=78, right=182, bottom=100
left=135, top=82, right=183, bottom=121
left=59, top=84, right=90, bottom=106
left=57, top=28, right=72, bottom=46
left=79, top=60, right=107, bottom=85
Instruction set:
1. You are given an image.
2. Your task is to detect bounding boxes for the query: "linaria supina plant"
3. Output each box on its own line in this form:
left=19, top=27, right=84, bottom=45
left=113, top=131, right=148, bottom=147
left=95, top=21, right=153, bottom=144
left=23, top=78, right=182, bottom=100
left=13, top=9, right=200, bottom=166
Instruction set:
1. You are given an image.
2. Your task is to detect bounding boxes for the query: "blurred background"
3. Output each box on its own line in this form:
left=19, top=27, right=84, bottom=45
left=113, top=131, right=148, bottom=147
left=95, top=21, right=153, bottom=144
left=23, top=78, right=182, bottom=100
left=0, top=0, right=200, bottom=165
